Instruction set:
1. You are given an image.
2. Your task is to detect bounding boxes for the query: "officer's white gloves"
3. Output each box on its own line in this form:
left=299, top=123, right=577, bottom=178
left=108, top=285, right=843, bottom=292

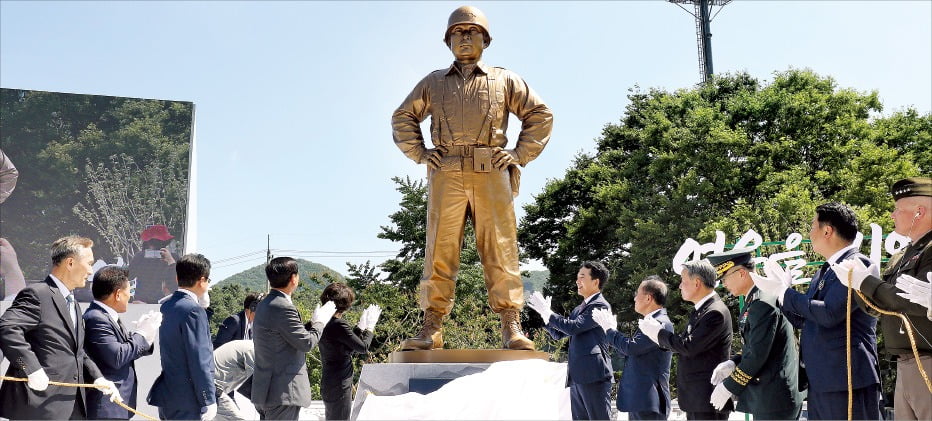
left=133, top=311, right=162, bottom=345
left=591, top=308, right=617, bottom=333
left=94, top=377, right=122, bottom=402
left=526, top=292, right=554, bottom=324
left=896, top=273, right=932, bottom=310
left=710, top=360, right=736, bottom=386
left=749, top=259, right=792, bottom=304
left=201, top=403, right=217, bottom=421
left=830, top=258, right=880, bottom=292
left=311, top=301, right=338, bottom=325
left=357, top=304, right=382, bottom=332
left=26, top=368, right=49, bottom=391
left=637, top=317, right=663, bottom=344
left=197, top=287, right=211, bottom=309
left=709, top=382, right=733, bottom=411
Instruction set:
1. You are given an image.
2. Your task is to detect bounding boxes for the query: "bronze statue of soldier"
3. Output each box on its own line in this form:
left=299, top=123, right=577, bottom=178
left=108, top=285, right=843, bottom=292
left=392, top=6, right=553, bottom=351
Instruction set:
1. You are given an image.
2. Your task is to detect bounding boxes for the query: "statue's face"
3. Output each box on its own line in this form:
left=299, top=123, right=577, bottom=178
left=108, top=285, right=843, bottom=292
left=448, top=24, right=485, bottom=62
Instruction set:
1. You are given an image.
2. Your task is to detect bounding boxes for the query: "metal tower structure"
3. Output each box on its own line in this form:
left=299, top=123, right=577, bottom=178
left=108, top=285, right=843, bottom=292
left=669, top=0, right=732, bottom=83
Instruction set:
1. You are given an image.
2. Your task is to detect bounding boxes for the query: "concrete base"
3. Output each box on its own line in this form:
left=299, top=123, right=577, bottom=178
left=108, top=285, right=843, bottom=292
left=350, top=362, right=490, bottom=420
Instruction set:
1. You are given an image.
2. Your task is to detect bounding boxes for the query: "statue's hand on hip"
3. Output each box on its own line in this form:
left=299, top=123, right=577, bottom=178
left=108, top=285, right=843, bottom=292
left=492, top=147, right=519, bottom=169
left=420, top=146, right=448, bottom=170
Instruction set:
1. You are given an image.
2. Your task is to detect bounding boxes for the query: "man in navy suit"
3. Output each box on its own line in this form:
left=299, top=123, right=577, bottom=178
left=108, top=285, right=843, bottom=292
left=528, top=261, right=613, bottom=420
left=0, top=235, right=119, bottom=419
left=213, top=292, right=260, bottom=348
left=640, top=260, right=733, bottom=420
left=593, top=276, right=673, bottom=420
left=84, top=265, right=160, bottom=420
left=753, top=202, right=882, bottom=420
left=148, top=254, right=217, bottom=421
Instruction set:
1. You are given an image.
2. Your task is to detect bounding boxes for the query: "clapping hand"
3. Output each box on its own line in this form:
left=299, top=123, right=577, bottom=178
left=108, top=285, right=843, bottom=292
left=749, top=259, right=790, bottom=303
left=709, top=382, right=733, bottom=411
left=312, top=301, right=338, bottom=325
left=526, top=291, right=554, bottom=324
left=637, top=317, right=663, bottom=344
left=591, top=308, right=617, bottom=333
left=830, top=258, right=880, bottom=291
left=710, top=360, right=736, bottom=385
left=896, top=273, right=932, bottom=310
left=358, top=304, right=382, bottom=332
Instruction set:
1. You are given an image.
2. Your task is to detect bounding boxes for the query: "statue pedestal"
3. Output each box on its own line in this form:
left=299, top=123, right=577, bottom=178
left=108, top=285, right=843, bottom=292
left=351, top=350, right=554, bottom=420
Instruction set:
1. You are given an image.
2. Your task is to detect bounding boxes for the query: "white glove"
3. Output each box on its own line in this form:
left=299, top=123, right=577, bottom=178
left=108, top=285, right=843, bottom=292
left=709, top=382, right=733, bottom=411
left=201, top=403, right=217, bottom=421
left=896, top=273, right=932, bottom=310
left=591, top=308, right=617, bottom=333
left=357, top=307, right=370, bottom=331
left=134, top=311, right=162, bottom=345
left=750, top=259, right=790, bottom=304
left=363, top=304, right=381, bottom=332
left=637, top=317, right=663, bottom=344
left=526, top=291, right=554, bottom=324
left=830, top=258, right=880, bottom=292
left=710, top=360, right=736, bottom=385
left=94, top=377, right=122, bottom=403
left=197, top=289, right=210, bottom=309
left=312, top=301, right=337, bottom=325
left=26, top=368, right=49, bottom=391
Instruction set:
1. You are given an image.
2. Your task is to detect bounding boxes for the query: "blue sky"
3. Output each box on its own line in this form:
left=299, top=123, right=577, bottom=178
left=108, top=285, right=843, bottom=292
left=2, top=1, right=930, bottom=281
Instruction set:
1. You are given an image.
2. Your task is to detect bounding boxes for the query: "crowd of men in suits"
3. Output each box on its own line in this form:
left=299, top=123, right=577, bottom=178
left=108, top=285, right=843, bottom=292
left=526, top=176, right=931, bottom=421
left=0, top=176, right=929, bottom=421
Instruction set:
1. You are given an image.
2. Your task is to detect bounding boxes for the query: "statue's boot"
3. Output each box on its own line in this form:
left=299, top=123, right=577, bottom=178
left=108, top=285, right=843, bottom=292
left=501, top=309, right=535, bottom=350
left=400, top=309, right=444, bottom=350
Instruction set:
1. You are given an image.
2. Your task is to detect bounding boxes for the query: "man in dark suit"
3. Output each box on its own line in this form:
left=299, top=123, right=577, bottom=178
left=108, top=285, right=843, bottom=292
left=213, top=292, right=261, bottom=348
left=250, top=257, right=336, bottom=420
left=83, top=265, right=160, bottom=420
left=709, top=249, right=802, bottom=420
left=0, top=235, right=119, bottom=419
left=753, top=202, right=882, bottom=420
left=640, top=260, right=733, bottom=420
left=148, top=253, right=217, bottom=421
left=528, top=261, right=613, bottom=420
left=593, top=275, right=674, bottom=420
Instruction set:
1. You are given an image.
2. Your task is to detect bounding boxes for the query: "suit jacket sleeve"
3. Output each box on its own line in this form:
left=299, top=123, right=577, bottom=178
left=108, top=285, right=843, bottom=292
left=335, top=321, right=373, bottom=354
left=781, top=274, right=851, bottom=329
left=213, top=314, right=241, bottom=349
left=657, top=307, right=727, bottom=357
left=282, top=305, right=320, bottom=353
left=547, top=301, right=607, bottom=336
left=84, top=313, right=152, bottom=372
left=0, top=288, right=43, bottom=374
left=859, top=252, right=932, bottom=317
left=607, top=320, right=673, bottom=357
left=723, top=302, right=779, bottom=395
left=183, top=307, right=216, bottom=407
left=544, top=322, right=568, bottom=340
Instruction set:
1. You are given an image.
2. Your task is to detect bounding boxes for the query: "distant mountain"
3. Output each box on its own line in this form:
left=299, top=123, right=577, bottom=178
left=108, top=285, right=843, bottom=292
left=522, top=270, right=549, bottom=295
left=217, top=259, right=345, bottom=291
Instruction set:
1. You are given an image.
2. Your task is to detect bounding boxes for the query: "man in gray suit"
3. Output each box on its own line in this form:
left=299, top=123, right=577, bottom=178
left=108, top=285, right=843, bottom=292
left=250, top=257, right=336, bottom=420
left=213, top=340, right=255, bottom=421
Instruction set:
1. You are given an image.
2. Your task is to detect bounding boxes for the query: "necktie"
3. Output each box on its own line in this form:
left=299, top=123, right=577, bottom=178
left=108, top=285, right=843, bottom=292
left=65, top=293, right=76, bottom=331
left=245, top=325, right=252, bottom=340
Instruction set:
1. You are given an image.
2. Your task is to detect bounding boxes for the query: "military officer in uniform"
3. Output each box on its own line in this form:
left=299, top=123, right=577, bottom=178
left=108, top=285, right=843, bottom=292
left=831, top=177, right=932, bottom=420
left=392, top=5, right=553, bottom=351
left=708, top=248, right=803, bottom=420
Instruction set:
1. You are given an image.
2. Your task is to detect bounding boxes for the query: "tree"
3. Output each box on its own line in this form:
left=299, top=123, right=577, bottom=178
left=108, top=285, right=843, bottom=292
left=0, top=89, right=193, bottom=278
left=518, top=69, right=930, bottom=396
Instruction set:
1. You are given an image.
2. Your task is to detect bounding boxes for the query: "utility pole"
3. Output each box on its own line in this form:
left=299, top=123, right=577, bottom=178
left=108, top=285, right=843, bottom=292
left=266, top=234, right=272, bottom=293
left=669, top=0, right=731, bottom=83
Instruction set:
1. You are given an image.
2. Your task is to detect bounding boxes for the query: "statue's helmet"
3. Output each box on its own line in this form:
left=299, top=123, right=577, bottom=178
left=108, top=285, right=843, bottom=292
left=444, top=6, right=491, bottom=46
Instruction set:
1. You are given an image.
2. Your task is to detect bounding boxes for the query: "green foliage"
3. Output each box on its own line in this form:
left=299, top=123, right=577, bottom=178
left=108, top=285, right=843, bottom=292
left=0, top=89, right=193, bottom=278
left=518, top=69, right=930, bottom=397
left=215, top=258, right=343, bottom=291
